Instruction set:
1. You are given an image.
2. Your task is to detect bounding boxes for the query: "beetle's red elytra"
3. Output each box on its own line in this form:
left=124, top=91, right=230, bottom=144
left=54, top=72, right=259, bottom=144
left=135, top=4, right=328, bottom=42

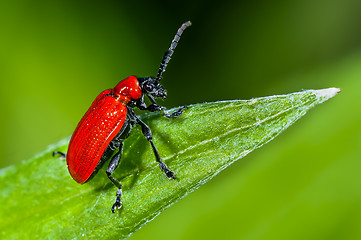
left=53, top=21, right=192, bottom=213
left=67, top=76, right=142, bottom=184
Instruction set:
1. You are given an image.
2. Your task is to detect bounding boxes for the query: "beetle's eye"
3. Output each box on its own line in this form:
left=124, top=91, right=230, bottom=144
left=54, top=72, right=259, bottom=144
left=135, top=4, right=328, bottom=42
left=144, top=82, right=154, bottom=92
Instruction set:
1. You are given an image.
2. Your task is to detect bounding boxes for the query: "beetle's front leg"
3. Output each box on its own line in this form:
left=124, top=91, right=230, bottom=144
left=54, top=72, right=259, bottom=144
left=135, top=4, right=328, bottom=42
left=136, top=98, right=187, bottom=118
left=148, top=95, right=187, bottom=118
left=163, top=105, right=188, bottom=118
left=146, top=103, right=164, bottom=112
left=136, top=96, right=160, bottom=112
left=146, top=103, right=187, bottom=118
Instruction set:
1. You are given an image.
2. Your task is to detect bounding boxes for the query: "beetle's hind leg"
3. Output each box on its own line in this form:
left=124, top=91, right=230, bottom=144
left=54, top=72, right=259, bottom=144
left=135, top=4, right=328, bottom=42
left=106, top=142, right=124, bottom=213
left=52, top=151, right=66, bottom=159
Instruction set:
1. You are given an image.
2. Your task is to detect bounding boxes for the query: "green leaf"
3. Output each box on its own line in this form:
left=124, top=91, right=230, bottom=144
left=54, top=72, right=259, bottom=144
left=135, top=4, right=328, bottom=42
left=0, top=88, right=340, bottom=239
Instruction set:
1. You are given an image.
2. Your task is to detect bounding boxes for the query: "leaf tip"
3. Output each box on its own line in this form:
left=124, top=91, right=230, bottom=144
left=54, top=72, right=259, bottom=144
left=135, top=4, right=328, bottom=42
left=313, top=87, right=341, bottom=103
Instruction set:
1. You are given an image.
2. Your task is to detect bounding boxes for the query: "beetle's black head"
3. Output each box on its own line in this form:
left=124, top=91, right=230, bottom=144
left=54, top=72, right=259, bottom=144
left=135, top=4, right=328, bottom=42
left=139, top=77, right=167, bottom=99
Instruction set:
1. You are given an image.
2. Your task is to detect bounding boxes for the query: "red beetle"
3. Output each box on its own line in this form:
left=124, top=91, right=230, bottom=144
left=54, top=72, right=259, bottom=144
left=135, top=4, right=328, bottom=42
left=53, top=21, right=191, bottom=213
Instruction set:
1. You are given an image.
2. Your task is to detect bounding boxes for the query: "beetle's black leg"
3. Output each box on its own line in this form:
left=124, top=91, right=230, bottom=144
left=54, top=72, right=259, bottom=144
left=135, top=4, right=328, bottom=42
left=163, top=105, right=188, bottom=118
left=147, top=95, right=187, bottom=118
left=137, top=95, right=187, bottom=119
left=106, top=142, right=124, bottom=213
left=137, top=119, right=175, bottom=179
left=147, top=104, right=187, bottom=118
left=53, top=151, right=66, bottom=159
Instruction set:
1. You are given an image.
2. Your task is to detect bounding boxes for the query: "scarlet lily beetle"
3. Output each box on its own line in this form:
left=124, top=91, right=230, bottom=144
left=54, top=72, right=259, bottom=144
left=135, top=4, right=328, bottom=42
left=53, top=21, right=191, bottom=213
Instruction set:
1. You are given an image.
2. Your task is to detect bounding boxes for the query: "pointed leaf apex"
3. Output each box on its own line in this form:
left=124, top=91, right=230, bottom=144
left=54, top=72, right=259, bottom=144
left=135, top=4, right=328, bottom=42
left=311, top=88, right=341, bottom=103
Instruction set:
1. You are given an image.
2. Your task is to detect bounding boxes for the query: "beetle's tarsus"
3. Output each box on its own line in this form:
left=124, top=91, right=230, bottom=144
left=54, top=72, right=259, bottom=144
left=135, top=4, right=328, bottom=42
left=111, top=197, right=122, bottom=213
left=164, top=105, right=188, bottom=118
left=52, top=151, right=66, bottom=159
left=165, top=169, right=176, bottom=179
left=159, top=162, right=176, bottom=179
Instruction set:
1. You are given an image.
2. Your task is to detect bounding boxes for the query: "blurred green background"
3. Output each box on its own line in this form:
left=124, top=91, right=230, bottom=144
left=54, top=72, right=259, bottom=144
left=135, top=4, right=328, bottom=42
left=1, top=0, right=361, bottom=239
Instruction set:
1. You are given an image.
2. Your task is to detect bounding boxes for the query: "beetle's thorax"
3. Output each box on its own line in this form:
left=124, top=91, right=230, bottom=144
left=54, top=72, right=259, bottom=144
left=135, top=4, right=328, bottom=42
left=112, top=76, right=142, bottom=104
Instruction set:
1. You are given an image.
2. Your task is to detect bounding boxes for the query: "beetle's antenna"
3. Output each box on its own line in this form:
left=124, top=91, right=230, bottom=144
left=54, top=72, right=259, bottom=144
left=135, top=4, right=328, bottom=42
left=155, top=21, right=192, bottom=83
